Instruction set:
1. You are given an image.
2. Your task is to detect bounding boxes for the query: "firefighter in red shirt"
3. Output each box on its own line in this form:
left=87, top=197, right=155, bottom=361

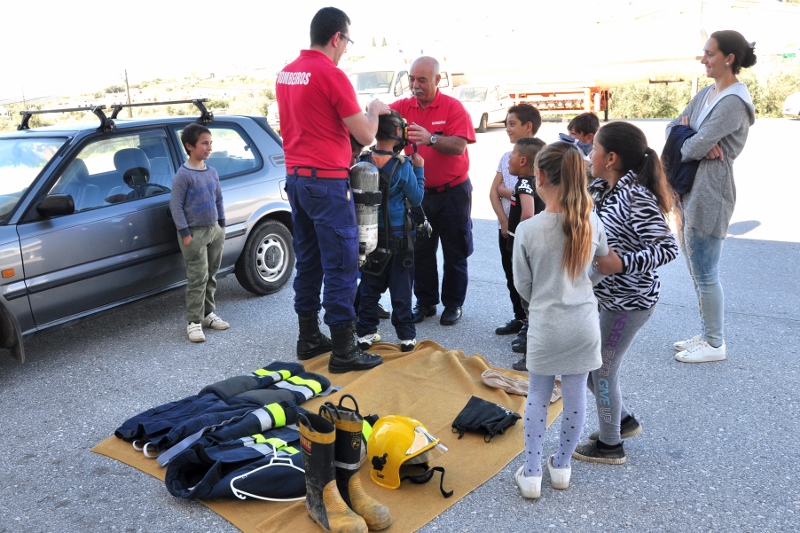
left=276, top=7, right=390, bottom=374
left=390, top=56, right=476, bottom=326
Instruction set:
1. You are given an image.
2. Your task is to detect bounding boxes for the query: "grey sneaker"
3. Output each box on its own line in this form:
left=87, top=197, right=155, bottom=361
left=202, top=312, right=230, bottom=330
left=187, top=322, right=206, bottom=343
left=588, top=414, right=643, bottom=442
left=573, top=440, right=626, bottom=465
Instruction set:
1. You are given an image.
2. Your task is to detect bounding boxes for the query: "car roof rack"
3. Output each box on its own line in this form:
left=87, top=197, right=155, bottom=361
left=110, top=98, right=214, bottom=123
left=18, top=106, right=114, bottom=132
left=16, top=98, right=214, bottom=132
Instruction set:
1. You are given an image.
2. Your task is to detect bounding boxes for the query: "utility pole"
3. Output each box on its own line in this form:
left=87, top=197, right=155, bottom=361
left=125, top=69, right=132, bottom=118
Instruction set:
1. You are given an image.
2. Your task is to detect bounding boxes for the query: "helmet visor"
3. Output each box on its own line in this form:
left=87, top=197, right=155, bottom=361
left=404, top=425, right=447, bottom=465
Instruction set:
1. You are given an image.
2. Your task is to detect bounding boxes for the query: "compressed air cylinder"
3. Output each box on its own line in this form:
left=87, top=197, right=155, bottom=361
left=349, top=161, right=382, bottom=265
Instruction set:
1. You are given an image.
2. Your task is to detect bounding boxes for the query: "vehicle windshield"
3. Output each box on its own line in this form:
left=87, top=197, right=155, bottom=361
left=349, top=71, right=394, bottom=94
left=453, top=87, right=488, bottom=102
left=0, top=137, right=66, bottom=221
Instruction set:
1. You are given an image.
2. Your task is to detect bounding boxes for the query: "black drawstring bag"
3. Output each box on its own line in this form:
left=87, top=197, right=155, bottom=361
left=451, top=396, right=521, bottom=442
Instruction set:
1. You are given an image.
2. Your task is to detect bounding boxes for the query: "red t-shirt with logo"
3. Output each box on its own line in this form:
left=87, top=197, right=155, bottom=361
left=277, top=50, right=362, bottom=171
left=390, top=91, right=475, bottom=188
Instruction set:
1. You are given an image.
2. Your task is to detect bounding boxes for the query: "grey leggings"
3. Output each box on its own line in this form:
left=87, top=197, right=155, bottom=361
left=586, top=306, right=655, bottom=445
left=523, top=373, right=587, bottom=477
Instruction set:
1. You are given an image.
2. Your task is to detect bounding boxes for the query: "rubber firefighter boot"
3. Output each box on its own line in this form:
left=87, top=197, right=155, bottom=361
left=329, top=399, right=392, bottom=531
left=328, top=322, right=383, bottom=374
left=299, top=413, right=367, bottom=533
left=297, top=314, right=332, bottom=361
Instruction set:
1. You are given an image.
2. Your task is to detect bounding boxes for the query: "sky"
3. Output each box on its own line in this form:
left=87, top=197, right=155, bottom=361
left=1, top=0, right=798, bottom=102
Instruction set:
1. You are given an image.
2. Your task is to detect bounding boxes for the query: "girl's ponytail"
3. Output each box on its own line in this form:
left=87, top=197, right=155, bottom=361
left=536, top=142, right=594, bottom=282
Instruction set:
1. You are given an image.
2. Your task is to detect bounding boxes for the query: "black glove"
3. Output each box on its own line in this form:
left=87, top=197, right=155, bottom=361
left=451, top=395, right=521, bottom=442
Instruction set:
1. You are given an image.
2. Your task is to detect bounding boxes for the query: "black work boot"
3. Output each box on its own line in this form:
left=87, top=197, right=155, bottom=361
left=324, top=396, right=392, bottom=531
left=297, top=314, right=332, bottom=361
left=328, top=322, right=383, bottom=374
left=298, top=412, right=367, bottom=533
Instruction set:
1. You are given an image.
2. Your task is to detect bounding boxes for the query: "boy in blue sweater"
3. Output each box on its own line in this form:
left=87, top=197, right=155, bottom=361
left=356, top=111, right=424, bottom=352
left=170, top=123, right=228, bottom=343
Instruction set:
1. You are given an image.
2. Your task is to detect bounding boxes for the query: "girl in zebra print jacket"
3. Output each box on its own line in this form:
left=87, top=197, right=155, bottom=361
left=573, top=121, right=679, bottom=465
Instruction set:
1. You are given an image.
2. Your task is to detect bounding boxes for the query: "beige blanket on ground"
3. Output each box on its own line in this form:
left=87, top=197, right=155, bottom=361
left=92, top=340, right=562, bottom=533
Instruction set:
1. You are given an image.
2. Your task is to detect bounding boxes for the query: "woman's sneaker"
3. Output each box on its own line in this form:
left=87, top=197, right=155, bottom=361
left=674, top=334, right=702, bottom=352
left=588, top=414, right=643, bottom=442
left=573, top=440, right=626, bottom=465
left=357, top=332, right=381, bottom=350
left=675, top=340, right=727, bottom=363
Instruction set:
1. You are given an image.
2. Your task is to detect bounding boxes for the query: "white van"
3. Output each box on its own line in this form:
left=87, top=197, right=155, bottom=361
left=347, top=66, right=455, bottom=110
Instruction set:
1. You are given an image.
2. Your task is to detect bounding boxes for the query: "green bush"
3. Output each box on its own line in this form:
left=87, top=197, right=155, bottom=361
left=207, top=98, right=229, bottom=109
left=610, top=82, right=694, bottom=119
left=610, top=60, right=800, bottom=119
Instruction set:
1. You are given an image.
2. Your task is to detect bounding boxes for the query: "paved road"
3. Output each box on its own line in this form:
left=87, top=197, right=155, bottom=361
left=1, top=119, right=798, bottom=532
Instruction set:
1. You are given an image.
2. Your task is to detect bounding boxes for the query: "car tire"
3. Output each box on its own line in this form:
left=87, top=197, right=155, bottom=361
left=234, top=219, right=294, bottom=296
left=477, top=114, right=488, bottom=133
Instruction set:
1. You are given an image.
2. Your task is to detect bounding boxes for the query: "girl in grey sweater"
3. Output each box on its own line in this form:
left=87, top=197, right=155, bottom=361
left=512, top=142, right=610, bottom=499
left=666, top=30, right=757, bottom=363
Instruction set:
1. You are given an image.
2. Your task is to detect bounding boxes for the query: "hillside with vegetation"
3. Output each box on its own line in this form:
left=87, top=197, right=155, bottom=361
left=0, top=72, right=277, bottom=132
left=1, top=56, right=798, bottom=133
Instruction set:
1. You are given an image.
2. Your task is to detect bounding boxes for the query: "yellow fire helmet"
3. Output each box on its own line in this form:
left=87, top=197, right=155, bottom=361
left=367, top=415, right=452, bottom=497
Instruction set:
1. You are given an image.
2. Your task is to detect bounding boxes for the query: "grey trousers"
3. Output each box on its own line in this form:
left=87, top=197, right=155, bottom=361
left=587, top=306, right=655, bottom=445
left=178, top=223, right=225, bottom=324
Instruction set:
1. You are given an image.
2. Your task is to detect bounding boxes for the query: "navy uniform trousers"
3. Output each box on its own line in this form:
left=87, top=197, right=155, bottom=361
left=411, top=178, right=474, bottom=309
left=357, top=227, right=416, bottom=341
left=286, top=174, right=359, bottom=331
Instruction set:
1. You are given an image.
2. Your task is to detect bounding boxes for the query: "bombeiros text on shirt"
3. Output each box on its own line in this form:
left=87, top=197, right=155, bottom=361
left=277, top=71, right=312, bottom=86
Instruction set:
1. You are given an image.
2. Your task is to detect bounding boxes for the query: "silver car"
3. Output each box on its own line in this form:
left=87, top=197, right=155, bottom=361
left=0, top=101, right=293, bottom=362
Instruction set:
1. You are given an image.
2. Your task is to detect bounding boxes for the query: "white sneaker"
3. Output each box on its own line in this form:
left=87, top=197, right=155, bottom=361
left=674, top=334, right=702, bottom=352
left=675, top=340, right=726, bottom=363
left=400, top=339, right=417, bottom=352
left=514, top=466, right=541, bottom=499
left=187, top=322, right=205, bottom=343
left=548, top=455, right=571, bottom=490
left=357, top=332, right=381, bottom=350
left=202, top=312, right=230, bottom=330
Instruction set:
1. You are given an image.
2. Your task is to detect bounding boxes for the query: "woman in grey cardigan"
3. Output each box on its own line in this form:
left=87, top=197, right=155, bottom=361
left=666, top=30, right=757, bottom=363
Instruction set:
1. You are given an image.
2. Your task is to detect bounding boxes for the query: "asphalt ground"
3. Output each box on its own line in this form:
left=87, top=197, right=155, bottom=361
left=1, top=118, right=798, bottom=532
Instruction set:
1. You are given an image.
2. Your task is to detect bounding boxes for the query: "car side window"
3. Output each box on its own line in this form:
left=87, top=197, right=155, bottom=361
left=489, top=87, right=500, bottom=100
left=174, top=124, right=261, bottom=179
left=438, top=72, right=450, bottom=89
left=395, top=71, right=409, bottom=98
left=48, top=132, right=173, bottom=212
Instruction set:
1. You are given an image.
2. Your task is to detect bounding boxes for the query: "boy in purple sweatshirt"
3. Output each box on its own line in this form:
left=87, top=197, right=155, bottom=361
left=170, top=123, right=228, bottom=343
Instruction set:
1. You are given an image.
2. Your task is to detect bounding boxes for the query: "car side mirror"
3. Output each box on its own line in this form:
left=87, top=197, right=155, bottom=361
left=36, top=194, right=75, bottom=217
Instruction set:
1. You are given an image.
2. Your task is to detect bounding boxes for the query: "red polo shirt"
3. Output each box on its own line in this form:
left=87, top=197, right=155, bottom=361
left=276, top=49, right=362, bottom=172
left=390, top=90, right=475, bottom=188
